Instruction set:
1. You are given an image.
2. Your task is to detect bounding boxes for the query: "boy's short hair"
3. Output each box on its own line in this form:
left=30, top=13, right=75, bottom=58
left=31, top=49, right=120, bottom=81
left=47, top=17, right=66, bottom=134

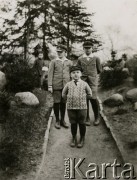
left=69, top=66, right=82, bottom=73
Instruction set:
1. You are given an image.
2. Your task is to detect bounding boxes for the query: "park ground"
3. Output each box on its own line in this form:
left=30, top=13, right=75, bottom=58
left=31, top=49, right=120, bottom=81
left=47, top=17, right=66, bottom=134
left=1, top=78, right=137, bottom=180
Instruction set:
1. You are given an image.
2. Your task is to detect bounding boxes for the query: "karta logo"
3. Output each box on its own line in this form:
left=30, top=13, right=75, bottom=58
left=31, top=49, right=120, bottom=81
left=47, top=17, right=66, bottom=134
left=64, top=158, right=136, bottom=179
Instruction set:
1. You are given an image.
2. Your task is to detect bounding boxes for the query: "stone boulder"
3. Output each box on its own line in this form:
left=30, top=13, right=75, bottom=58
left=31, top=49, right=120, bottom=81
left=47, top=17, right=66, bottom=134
left=0, top=71, right=6, bottom=90
left=117, top=87, right=127, bottom=94
left=15, top=92, right=39, bottom=106
left=103, top=93, right=124, bottom=107
left=126, top=88, right=137, bottom=102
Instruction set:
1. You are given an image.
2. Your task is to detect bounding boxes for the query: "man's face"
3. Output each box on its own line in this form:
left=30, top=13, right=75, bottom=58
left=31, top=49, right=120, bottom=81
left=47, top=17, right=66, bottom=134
left=57, top=50, right=66, bottom=58
left=71, top=70, right=82, bottom=80
left=84, top=47, right=92, bottom=55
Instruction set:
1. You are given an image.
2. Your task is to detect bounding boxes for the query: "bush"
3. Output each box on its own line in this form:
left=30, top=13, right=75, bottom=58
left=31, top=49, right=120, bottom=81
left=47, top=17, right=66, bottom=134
left=0, top=138, right=19, bottom=170
left=126, top=57, right=137, bottom=76
left=0, top=90, right=52, bottom=172
left=100, top=69, right=126, bottom=89
left=0, top=53, right=20, bottom=65
left=0, top=91, right=11, bottom=123
left=133, top=67, right=137, bottom=85
left=3, top=57, right=39, bottom=93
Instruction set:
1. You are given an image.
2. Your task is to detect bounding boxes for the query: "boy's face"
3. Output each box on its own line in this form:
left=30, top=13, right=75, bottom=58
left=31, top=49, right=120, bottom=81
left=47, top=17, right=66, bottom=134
left=84, top=47, right=92, bottom=56
left=38, top=52, right=43, bottom=59
left=71, top=70, right=82, bottom=80
left=57, top=50, right=66, bottom=59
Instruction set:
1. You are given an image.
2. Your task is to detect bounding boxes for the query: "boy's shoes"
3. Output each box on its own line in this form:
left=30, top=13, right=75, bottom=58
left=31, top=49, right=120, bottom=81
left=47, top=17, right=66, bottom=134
left=60, top=120, right=69, bottom=128
left=85, top=117, right=91, bottom=126
left=77, top=137, right=85, bottom=148
left=93, top=117, right=100, bottom=126
left=55, top=121, right=61, bottom=129
left=70, top=137, right=77, bottom=147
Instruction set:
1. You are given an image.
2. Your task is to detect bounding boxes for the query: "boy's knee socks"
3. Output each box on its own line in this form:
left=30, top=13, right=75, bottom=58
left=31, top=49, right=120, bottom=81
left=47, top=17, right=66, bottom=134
left=53, top=103, right=60, bottom=121
left=79, top=124, right=86, bottom=137
left=71, top=124, right=77, bottom=137
left=60, top=103, right=66, bottom=121
left=90, top=99, right=99, bottom=120
left=87, top=100, right=90, bottom=118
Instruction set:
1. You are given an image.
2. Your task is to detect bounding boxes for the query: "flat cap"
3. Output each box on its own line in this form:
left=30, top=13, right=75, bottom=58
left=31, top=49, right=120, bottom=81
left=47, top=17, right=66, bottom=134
left=83, top=40, right=93, bottom=47
left=57, top=44, right=67, bottom=52
left=70, top=65, right=82, bottom=73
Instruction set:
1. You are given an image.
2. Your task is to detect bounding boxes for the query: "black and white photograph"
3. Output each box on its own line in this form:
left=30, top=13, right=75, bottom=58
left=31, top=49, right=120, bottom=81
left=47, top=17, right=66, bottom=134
left=0, top=0, right=137, bottom=179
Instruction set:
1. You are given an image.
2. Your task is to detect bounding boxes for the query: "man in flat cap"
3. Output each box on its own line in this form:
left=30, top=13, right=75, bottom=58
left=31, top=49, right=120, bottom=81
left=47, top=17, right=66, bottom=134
left=48, top=44, right=73, bottom=129
left=77, top=40, right=102, bottom=126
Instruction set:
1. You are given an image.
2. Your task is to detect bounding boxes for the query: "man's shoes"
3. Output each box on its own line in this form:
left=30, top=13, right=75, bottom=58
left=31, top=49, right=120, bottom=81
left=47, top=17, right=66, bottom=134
left=60, top=120, right=69, bottom=128
left=77, top=137, right=85, bottom=148
left=55, top=121, right=61, bottom=129
left=85, top=117, right=91, bottom=126
left=70, top=137, right=77, bottom=147
left=93, top=117, right=100, bottom=126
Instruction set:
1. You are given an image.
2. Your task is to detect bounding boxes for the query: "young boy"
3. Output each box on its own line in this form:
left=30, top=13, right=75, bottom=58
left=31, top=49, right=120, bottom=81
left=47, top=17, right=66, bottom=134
left=62, top=66, right=92, bottom=148
left=33, top=48, right=45, bottom=90
left=48, top=44, right=73, bottom=129
left=77, top=40, right=102, bottom=126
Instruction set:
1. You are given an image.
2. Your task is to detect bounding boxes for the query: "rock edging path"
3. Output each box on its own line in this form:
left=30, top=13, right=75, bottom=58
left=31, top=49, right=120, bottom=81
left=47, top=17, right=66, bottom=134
left=98, top=97, right=125, bottom=163
left=98, top=96, right=137, bottom=177
left=34, top=109, right=54, bottom=180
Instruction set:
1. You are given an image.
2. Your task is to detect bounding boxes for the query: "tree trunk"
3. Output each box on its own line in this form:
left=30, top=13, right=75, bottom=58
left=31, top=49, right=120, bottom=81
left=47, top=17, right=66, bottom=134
left=67, top=0, right=70, bottom=58
left=24, top=1, right=31, bottom=60
left=42, top=1, right=49, bottom=60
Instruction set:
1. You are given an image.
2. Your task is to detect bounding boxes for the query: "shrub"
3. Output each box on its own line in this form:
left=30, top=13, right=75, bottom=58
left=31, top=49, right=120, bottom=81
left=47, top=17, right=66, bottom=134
left=0, top=138, right=19, bottom=169
left=133, top=67, right=137, bottom=85
left=100, top=69, right=126, bottom=89
left=0, top=53, right=20, bottom=65
left=0, top=91, right=11, bottom=123
left=4, top=57, right=39, bottom=93
left=0, top=90, right=52, bottom=171
left=126, top=57, right=137, bottom=76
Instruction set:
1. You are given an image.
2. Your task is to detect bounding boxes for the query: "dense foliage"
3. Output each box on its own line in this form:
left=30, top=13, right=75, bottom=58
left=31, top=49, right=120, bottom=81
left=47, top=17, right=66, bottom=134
left=3, top=57, right=38, bottom=93
left=0, top=91, right=11, bottom=123
left=0, top=0, right=101, bottom=58
left=133, top=67, right=137, bottom=85
left=100, top=69, right=127, bottom=89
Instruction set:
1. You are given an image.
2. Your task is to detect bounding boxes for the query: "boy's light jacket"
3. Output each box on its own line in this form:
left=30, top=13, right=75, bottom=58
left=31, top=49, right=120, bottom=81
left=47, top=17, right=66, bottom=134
left=48, top=58, right=72, bottom=90
left=77, top=54, right=102, bottom=98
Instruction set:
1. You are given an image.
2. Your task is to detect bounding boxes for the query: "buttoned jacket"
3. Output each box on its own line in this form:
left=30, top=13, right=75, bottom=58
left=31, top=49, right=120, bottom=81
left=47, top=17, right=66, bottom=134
left=48, top=58, right=72, bottom=90
left=77, top=54, right=102, bottom=90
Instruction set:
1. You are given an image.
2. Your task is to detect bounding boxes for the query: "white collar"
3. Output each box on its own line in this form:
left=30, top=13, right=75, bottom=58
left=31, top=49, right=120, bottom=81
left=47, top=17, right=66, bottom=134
left=82, top=53, right=93, bottom=58
left=57, top=57, right=68, bottom=61
left=73, top=79, right=81, bottom=82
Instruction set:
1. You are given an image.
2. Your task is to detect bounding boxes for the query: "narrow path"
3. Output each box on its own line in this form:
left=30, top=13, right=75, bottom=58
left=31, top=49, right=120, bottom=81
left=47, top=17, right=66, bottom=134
left=37, top=107, right=124, bottom=180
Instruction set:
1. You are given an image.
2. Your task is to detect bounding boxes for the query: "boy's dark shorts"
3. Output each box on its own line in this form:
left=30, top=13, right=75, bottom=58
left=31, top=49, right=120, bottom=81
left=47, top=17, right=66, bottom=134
left=53, top=90, right=66, bottom=103
left=67, top=109, right=87, bottom=124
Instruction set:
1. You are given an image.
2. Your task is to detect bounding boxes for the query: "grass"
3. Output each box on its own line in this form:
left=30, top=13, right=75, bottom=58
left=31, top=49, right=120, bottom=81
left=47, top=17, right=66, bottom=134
left=0, top=89, right=53, bottom=178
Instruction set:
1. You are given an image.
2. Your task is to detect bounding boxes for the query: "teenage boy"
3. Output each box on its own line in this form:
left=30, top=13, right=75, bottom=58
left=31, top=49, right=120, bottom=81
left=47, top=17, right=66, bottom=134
left=77, top=40, right=102, bottom=126
left=48, top=44, right=72, bottom=129
left=62, top=66, right=92, bottom=148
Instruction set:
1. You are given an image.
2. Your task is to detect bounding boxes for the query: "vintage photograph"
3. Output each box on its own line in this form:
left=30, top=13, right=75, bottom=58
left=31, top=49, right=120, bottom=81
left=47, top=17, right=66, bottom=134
left=0, top=0, right=137, bottom=179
